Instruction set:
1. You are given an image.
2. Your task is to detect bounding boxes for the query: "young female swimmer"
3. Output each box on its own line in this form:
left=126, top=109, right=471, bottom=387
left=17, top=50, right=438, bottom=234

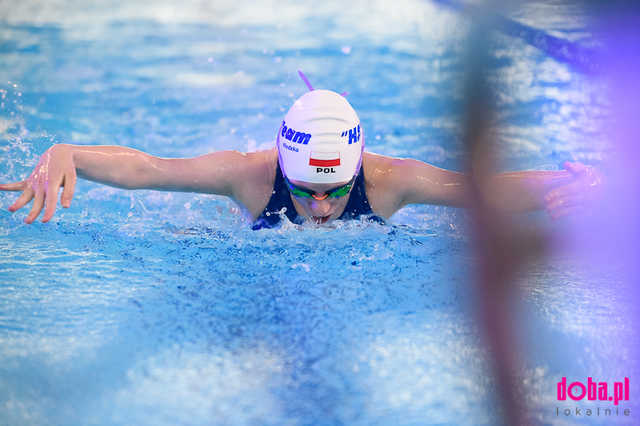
left=0, top=89, right=601, bottom=229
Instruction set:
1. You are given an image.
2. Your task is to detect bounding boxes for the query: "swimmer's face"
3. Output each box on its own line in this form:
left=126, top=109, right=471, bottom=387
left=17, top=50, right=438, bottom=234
left=288, top=178, right=352, bottom=225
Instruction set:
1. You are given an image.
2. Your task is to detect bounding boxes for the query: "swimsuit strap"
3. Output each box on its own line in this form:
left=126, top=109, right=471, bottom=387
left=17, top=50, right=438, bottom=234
left=338, top=166, right=374, bottom=219
left=251, top=164, right=302, bottom=230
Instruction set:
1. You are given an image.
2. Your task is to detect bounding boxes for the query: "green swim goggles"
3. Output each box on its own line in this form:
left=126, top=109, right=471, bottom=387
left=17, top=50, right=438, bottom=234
left=284, top=175, right=356, bottom=200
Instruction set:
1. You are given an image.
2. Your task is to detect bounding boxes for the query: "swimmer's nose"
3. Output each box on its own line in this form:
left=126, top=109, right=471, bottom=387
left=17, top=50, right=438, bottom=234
left=309, top=199, right=332, bottom=216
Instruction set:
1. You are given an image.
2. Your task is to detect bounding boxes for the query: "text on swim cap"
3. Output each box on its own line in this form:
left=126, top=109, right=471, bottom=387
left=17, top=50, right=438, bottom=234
left=281, top=121, right=311, bottom=145
left=316, top=168, right=336, bottom=174
left=282, top=142, right=299, bottom=152
left=341, top=124, right=361, bottom=144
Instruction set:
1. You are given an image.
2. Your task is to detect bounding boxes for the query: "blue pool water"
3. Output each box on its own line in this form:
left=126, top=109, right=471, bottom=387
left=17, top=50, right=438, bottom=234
left=1, top=1, right=636, bottom=425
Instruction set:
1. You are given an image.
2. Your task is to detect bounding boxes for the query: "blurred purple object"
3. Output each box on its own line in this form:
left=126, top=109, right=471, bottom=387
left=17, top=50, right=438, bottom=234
left=554, top=4, right=640, bottom=407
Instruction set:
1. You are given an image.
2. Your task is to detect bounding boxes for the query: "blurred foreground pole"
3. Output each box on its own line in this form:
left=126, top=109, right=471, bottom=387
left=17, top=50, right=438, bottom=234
left=461, top=2, right=545, bottom=425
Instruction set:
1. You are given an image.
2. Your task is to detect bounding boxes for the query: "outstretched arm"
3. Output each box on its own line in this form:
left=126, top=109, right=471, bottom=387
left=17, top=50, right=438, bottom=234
left=0, top=143, right=250, bottom=223
left=395, top=158, right=601, bottom=216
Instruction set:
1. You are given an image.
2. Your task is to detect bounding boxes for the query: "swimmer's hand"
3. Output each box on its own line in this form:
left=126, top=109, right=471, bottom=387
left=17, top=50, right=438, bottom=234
left=0, top=144, right=76, bottom=223
left=544, top=161, right=603, bottom=220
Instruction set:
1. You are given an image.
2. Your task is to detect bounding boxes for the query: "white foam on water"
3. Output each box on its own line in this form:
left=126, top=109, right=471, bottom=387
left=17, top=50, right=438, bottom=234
left=346, top=311, right=493, bottom=424
left=112, top=344, right=286, bottom=425
left=172, top=71, right=255, bottom=88
left=2, top=0, right=464, bottom=47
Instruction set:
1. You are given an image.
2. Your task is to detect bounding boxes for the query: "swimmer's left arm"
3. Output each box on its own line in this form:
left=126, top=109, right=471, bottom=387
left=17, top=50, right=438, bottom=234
left=392, top=159, right=469, bottom=208
left=396, top=159, right=602, bottom=217
left=481, top=169, right=575, bottom=214
left=480, top=161, right=603, bottom=217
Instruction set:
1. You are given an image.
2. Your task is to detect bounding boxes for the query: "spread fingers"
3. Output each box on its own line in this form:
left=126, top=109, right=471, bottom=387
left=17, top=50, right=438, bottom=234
left=25, top=190, right=45, bottom=224
left=42, top=179, right=63, bottom=223
left=8, top=188, right=34, bottom=212
left=0, top=181, right=27, bottom=191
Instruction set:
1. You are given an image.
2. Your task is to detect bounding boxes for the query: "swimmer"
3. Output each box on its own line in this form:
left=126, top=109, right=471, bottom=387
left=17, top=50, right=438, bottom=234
left=0, top=77, right=602, bottom=228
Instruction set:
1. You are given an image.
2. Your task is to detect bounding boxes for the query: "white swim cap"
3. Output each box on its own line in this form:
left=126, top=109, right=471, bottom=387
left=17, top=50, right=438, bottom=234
left=277, top=89, right=364, bottom=184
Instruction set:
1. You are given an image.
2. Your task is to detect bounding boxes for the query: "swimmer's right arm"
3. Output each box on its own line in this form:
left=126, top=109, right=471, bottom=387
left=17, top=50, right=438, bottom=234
left=0, top=144, right=249, bottom=223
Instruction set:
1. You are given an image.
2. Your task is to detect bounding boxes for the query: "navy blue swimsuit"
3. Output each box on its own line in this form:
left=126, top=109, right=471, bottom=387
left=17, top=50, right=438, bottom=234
left=252, top=164, right=385, bottom=230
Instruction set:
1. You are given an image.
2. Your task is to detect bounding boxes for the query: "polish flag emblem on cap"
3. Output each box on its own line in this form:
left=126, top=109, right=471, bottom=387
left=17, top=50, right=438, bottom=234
left=309, top=152, right=340, bottom=167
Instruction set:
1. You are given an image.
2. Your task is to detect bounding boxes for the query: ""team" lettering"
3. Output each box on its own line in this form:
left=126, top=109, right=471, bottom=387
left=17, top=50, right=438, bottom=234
left=281, top=121, right=311, bottom=145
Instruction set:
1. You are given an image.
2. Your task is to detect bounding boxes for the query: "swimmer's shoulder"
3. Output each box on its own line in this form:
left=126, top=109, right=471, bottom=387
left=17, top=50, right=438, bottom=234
left=362, top=151, right=411, bottom=218
left=228, top=147, right=278, bottom=218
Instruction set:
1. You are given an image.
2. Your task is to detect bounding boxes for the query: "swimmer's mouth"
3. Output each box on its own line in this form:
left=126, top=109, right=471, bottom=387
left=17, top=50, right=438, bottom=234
left=311, top=215, right=331, bottom=224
